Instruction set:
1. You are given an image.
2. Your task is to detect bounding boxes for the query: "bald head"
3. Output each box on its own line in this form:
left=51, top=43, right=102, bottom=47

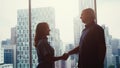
left=83, top=8, right=95, bottom=18
left=80, top=8, right=96, bottom=24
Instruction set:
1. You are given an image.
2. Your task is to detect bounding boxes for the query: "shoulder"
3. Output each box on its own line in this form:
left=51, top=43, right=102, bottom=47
left=37, top=39, right=48, bottom=47
left=93, top=24, right=104, bottom=32
left=41, top=39, right=48, bottom=43
left=92, top=24, right=105, bottom=37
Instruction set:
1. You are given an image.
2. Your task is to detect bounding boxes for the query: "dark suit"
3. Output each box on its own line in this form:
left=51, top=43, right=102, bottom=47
left=78, top=23, right=106, bottom=68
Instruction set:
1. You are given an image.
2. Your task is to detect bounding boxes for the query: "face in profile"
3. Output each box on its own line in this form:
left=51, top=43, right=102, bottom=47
left=45, top=26, right=50, bottom=35
left=80, top=8, right=95, bottom=24
left=80, top=11, right=87, bottom=23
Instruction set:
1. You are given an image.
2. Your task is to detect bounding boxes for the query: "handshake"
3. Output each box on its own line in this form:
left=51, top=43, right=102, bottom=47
left=60, top=53, right=69, bottom=60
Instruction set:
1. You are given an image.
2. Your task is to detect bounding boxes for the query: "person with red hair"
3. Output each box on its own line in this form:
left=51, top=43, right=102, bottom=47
left=34, top=22, right=67, bottom=68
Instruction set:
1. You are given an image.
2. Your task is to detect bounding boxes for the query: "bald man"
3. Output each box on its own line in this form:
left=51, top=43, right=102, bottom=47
left=64, top=8, right=106, bottom=68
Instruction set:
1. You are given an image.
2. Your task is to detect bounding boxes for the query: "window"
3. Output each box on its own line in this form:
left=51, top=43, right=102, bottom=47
left=0, top=0, right=120, bottom=68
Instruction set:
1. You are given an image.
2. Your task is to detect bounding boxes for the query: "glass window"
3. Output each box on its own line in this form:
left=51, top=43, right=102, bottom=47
left=0, top=0, right=120, bottom=68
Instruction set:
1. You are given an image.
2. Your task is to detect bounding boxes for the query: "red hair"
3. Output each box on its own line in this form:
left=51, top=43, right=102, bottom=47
left=34, top=22, right=49, bottom=47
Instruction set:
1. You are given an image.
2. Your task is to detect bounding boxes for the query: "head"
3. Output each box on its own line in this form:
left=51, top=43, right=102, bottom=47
left=34, top=22, right=50, bottom=47
left=80, top=8, right=96, bottom=24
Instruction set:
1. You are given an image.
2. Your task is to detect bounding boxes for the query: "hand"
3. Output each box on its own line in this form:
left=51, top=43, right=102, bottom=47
left=61, top=53, right=69, bottom=60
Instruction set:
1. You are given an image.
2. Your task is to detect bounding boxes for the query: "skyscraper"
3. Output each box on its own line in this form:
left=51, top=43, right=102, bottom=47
left=0, top=41, right=4, bottom=67
left=73, top=17, right=84, bottom=46
left=3, top=45, right=13, bottom=64
left=10, top=27, right=17, bottom=68
left=1, top=39, right=14, bottom=64
left=79, top=0, right=96, bottom=15
left=102, top=25, right=113, bottom=68
left=11, top=27, right=17, bottom=45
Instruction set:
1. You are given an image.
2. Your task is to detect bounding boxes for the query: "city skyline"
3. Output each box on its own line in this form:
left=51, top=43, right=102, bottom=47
left=0, top=0, right=120, bottom=43
left=0, top=0, right=120, bottom=68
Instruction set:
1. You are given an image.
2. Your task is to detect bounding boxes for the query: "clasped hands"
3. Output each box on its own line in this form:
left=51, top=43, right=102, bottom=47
left=60, top=53, right=69, bottom=60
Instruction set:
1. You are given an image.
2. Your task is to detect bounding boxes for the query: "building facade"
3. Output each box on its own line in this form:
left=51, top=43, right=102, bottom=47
left=102, top=25, right=114, bottom=68
left=11, top=27, right=17, bottom=45
left=0, top=41, right=13, bottom=68
left=10, top=27, right=17, bottom=68
left=1, top=39, right=14, bottom=64
left=73, top=17, right=84, bottom=46
left=0, top=41, right=4, bottom=67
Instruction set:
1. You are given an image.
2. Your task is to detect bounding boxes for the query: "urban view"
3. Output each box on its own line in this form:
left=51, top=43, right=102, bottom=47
left=0, top=0, right=120, bottom=68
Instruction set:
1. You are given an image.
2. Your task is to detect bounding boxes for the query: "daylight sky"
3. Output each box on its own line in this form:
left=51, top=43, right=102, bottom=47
left=0, top=0, right=120, bottom=43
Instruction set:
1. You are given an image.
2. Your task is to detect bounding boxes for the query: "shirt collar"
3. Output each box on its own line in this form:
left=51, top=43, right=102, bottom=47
left=85, top=22, right=96, bottom=28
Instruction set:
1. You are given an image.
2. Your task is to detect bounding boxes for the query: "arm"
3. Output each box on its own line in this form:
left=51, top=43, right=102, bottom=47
left=95, top=27, right=106, bottom=64
left=98, top=44, right=106, bottom=64
left=52, top=52, right=71, bottom=61
left=44, top=52, right=70, bottom=61
left=58, top=46, right=80, bottom=60
left=68, top=46, right=79, bottom=55
left=44, top=55, right=64, bottom=62
left=51, top=46, right=80, bottom=61
left=37, top=40, right=63, bottom=62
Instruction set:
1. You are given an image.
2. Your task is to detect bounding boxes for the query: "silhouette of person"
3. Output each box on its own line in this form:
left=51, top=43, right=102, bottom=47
left=64, top=8, right=106, bottom=68
left=34, top=22, right=67, bottom=68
